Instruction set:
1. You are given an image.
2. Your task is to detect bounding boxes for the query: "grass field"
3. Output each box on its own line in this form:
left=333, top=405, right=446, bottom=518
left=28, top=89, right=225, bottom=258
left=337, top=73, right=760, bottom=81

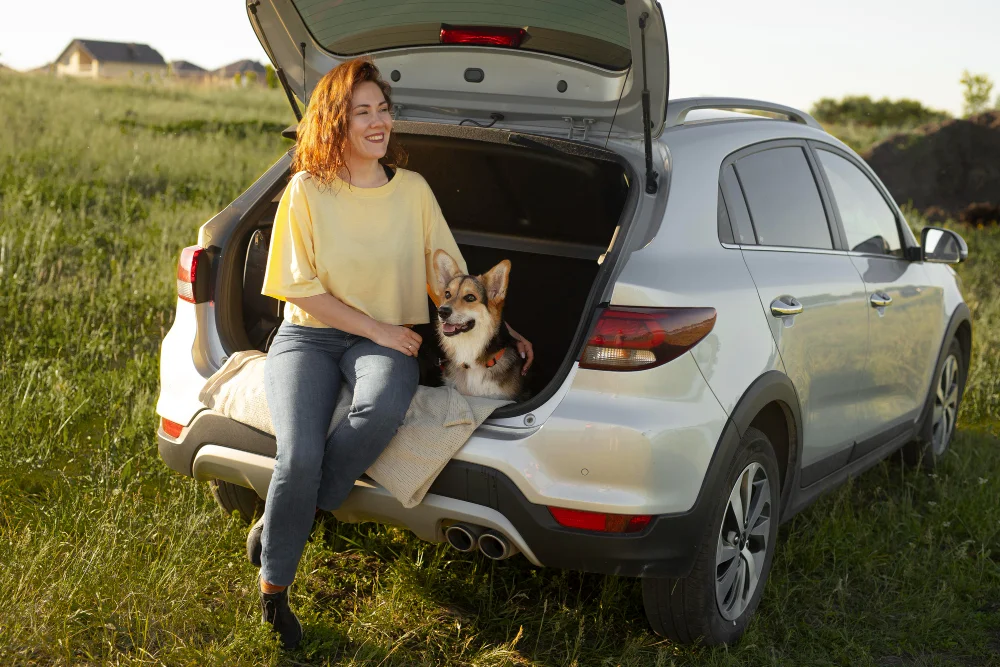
left=1, top=73, right=999, bottom=666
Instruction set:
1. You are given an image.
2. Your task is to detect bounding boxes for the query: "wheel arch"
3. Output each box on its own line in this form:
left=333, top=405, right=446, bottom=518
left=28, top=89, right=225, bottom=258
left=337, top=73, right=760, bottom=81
left=955, top=314, right=973, bottom=376
left=695, top=371, right=802, bottom=524
left=916, top=302, right=972, bottom=428
left=726, top=371, right=802, bottom=519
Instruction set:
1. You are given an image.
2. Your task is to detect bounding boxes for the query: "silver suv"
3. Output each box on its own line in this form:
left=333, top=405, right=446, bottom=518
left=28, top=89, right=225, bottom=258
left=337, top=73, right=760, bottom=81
left=155, top=0, right=972, bottom=645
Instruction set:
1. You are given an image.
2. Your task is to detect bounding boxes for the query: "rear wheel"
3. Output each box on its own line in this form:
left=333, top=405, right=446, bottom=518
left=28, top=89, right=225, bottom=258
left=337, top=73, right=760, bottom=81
left=902, top=339, right=965, bottom=470
left=642, top=427, right=780, bottom=646
left=209, top=479, right=264, bottom=524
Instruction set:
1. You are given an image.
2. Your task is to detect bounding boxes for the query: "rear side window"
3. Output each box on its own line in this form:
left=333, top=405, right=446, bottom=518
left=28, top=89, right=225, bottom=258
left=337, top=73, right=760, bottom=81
left=734, top=147, right=833, bottom=250
left=292, top=0, right=632, bottom=70
left=816, top=149, right=903, bottom=257
left=717, top=185, right=735, bottom=244
left=720, top=165, right=756, bottom=245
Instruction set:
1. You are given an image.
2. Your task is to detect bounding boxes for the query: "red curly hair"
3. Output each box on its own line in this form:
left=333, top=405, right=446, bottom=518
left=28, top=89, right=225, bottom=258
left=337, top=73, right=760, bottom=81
left=292, top=58, right=405, bottom=186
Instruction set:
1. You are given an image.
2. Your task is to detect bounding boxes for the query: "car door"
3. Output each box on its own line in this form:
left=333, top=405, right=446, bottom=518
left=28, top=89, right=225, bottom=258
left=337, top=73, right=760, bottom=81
left=720, top=140, right=870, bottom=484
left=810, top=144, right=946, bottom=457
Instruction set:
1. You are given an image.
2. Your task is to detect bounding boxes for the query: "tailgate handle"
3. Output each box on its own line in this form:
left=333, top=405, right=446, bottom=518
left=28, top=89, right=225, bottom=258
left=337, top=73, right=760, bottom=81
left=770, top=296, right=803, bottom=317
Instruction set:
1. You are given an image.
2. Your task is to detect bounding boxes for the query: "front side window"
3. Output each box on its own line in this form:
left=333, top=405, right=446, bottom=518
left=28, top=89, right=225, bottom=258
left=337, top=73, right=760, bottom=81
left=734, top=147, right=833, bottom=250
left=816, top=150, right=903, bottom=257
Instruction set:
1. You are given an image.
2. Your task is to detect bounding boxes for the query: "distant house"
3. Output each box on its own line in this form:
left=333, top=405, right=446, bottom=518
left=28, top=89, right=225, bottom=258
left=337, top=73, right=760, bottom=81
left=214, top=59, right=267, bottom=86
left=169, top=60, right=209, bottom=82
left=55, top=39, right=167, bottom=81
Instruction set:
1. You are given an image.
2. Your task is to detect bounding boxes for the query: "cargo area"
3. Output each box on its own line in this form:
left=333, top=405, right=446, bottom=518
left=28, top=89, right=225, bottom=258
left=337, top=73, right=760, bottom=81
left=228, top=124, right=635, bottom=412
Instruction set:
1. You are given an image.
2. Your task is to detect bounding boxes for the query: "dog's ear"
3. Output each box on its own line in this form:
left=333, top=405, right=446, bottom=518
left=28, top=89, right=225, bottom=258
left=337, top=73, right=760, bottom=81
left=433, top=250, right=463, bottom=293
left=482, top=259, right=511, bottom=303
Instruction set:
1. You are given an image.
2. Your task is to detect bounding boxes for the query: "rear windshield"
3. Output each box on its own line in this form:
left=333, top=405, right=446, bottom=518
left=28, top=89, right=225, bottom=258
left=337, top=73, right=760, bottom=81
left=291, top=0, right=632, bottom=70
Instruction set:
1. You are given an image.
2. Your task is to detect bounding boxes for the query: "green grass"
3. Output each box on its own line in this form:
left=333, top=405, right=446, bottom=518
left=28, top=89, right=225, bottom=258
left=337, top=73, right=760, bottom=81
left=1, top=73, right=999, bottom=666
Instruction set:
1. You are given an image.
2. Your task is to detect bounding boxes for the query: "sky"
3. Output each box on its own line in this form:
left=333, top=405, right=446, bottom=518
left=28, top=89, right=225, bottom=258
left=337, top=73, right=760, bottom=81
left=1, top=0, right=994, bottom=116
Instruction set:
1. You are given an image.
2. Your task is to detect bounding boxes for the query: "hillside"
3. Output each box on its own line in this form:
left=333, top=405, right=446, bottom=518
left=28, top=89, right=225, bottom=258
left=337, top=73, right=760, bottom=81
left=862, top=112, right=1000, bottom=224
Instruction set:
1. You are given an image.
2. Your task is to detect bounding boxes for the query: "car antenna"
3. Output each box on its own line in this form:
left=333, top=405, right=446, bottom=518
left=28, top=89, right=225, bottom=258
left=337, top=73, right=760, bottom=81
left=638, top=11, right=658, bottom=194
left=604, top=63, right=631, bottom=151
left=246, top=0, right=302, bottom=121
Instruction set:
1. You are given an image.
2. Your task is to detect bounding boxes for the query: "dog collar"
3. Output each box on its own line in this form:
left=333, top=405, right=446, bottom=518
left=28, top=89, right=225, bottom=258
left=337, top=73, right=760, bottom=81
left=484, top=347, right=507, bottom=368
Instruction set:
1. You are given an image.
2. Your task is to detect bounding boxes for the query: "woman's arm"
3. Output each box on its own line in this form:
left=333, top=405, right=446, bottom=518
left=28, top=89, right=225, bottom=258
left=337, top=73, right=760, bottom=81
left=287, top=292, right=423, bottom=357
left=505, top=322, right=534, bottom=375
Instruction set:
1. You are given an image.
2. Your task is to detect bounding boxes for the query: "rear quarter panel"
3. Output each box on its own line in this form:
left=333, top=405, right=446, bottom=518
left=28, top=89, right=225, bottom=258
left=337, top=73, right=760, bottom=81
left=611, top=121, right=820, bottom=416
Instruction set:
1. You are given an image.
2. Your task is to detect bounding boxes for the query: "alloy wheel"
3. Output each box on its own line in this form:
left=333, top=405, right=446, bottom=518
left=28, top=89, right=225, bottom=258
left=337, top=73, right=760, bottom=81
left=932, top=354, right=960, bottom=455
left=716, top=462, right=772, bottom=621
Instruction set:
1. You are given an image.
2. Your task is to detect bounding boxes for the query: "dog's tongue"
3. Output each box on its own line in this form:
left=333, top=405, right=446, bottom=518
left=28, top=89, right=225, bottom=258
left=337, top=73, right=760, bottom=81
left=442, top=323, right=458, bottom=333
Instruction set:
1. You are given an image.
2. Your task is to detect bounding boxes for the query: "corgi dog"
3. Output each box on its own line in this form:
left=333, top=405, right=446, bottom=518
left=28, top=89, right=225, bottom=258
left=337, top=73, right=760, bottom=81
left=432, top=249, right=527, bottom=401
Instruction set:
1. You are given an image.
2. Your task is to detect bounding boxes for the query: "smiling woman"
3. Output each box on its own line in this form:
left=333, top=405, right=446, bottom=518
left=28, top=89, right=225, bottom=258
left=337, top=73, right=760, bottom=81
left=251, top=57, right=535, bottom=650
left=289, top=59, right=405, bottom=189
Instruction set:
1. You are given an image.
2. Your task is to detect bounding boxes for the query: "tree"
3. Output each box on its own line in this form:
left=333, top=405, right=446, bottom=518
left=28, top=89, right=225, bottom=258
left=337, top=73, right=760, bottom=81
left=265, top=64, right=279, bottom=89
left=960, top=70, right=994, bottom=117
left=811, top=95, right=949, bottom=127
left=245, top=70, right=258, bottom=85
left=233, top=72, right=242, bottom=87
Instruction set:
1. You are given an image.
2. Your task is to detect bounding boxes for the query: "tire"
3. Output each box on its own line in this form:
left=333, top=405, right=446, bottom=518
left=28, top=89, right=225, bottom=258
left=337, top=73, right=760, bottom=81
left=209, top=479, right=265, bottom=524
left=642, top=426, right=781, bottom=646
left=902, top=338, right=966, bottom=470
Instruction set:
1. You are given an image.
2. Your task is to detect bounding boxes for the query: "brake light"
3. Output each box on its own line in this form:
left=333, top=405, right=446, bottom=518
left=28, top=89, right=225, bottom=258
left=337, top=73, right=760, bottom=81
left=440, top=25, right=526, bottom=48
left=177, top=245, right=209, bottom=304
left=580, top=307, right=717, bottom=371
left=548, top=507, right=652, bottom=533
left=161, top=418, right=184, bottom=438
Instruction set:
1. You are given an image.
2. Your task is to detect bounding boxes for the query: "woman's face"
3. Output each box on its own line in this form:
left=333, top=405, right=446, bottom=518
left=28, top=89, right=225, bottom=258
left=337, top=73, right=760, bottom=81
left=345, top=80, right=393, bottom=163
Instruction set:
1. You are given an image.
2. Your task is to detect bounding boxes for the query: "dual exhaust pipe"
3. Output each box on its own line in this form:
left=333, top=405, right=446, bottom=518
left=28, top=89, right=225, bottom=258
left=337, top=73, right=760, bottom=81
left=444, top=523, right=518, bottom=560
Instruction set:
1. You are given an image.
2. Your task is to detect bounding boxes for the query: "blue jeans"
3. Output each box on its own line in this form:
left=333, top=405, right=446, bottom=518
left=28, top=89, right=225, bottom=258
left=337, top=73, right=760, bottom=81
left=260, top=321, right=418, bottom=586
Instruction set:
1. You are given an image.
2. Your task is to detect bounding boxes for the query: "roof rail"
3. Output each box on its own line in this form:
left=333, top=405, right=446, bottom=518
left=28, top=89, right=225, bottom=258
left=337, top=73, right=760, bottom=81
left=665, top=97, right=824, bottom=131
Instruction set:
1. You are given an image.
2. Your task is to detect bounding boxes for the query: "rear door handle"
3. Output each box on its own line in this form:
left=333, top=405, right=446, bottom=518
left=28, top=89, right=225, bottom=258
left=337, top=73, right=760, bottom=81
left=870, top=291, right=893, bottom=308
left=770, top=296, right=803, bottom=317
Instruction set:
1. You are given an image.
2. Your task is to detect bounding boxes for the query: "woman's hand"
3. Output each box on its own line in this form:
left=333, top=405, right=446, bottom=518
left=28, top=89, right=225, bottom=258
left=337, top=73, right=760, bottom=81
left=505, top=323, right=534, bottom=375
left=370, top=322, right=423, bottom=357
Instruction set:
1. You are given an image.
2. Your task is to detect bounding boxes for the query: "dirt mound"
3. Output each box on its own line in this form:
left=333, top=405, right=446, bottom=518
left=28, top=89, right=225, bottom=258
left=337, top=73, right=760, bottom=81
left=862, top=111, right=1000, bottom=222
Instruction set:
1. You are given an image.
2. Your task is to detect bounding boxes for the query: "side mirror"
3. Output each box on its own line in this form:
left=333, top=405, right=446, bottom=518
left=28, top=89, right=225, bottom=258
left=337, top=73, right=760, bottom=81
left=921, top=227, right=968, bottom=264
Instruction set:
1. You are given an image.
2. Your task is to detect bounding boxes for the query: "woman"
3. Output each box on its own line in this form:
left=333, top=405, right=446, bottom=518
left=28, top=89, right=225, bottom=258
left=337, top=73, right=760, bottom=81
left=253, top=58, right=533, bottom=649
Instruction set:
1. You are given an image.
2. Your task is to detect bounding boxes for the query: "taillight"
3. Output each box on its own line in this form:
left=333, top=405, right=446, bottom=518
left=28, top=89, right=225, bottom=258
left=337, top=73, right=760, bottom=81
left=161, top=418, right=184, bottom=438
left=548, top=506, right=652, bottom=534
left=440, top=25, right=526, bottom=48
left=177, top=245, right=210, bottom=304
left=579, top=307, right=717, bottom=372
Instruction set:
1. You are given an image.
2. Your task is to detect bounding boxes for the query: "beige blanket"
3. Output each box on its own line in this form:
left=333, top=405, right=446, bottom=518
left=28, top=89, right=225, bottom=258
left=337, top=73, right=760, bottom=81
left=198, top=350, right=511, bottom=508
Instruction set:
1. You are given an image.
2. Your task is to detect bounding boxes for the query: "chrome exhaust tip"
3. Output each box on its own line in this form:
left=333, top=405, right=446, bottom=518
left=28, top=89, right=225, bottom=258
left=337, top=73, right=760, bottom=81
left=444, top=523, right=482, bottom=552
left=477, top=529, right=517, bottom=560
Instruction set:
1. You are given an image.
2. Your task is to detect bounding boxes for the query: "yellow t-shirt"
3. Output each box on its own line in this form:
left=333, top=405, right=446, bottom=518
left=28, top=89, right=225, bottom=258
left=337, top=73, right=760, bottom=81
left=261, top=168, right=468, bottom=327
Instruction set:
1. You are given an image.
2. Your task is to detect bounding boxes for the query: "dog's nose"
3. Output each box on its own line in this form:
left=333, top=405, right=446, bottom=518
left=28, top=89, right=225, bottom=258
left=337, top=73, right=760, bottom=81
left=437, top=305, right=452, bottom=319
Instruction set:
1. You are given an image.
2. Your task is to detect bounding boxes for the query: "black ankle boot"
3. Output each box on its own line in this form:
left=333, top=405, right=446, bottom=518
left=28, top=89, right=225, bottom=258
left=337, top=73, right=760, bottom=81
left=259, top=583, right=303, bottom=650
left=247, top=515, right=264, bottom=568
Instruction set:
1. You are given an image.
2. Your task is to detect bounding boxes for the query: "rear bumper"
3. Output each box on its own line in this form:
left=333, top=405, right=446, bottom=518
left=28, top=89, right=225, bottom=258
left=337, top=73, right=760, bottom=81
left=426, top=460, right=710, bottom=578
left=157, top=412, right=727, bottom=579
left=157, top=348, right=733, bottom=579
